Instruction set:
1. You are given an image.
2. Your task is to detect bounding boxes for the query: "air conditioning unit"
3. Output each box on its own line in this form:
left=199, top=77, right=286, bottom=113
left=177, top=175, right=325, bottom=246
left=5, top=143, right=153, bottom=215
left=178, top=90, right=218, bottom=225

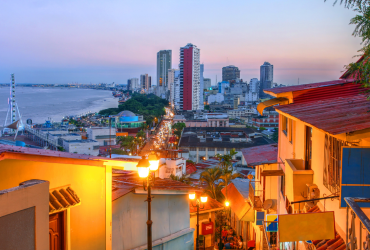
left=306, top=184, right=320, bottom=200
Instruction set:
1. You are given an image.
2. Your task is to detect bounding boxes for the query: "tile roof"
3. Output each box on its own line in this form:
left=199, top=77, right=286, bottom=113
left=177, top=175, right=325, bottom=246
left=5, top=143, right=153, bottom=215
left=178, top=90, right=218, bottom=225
left=112, top=170, right=197, bottom=201
left=49, top=186, right=81, bottom=214
left=189, top=191, right=224, bottom=214
left=307, top=205, right=345, bottom=250
left=275, top=82, right=370, bottom=135
left=264, top=79, right=350, bottom=95
left=241, top=144, right=278, bottom=166
left=0, top=144, right=139, bottom=163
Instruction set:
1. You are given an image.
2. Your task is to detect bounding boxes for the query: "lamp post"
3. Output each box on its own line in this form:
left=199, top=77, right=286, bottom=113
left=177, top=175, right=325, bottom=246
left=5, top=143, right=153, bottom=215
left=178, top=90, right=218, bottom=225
left=136, top=151, right=159, bottom=250
left=189, top=192, right=208, bottom=250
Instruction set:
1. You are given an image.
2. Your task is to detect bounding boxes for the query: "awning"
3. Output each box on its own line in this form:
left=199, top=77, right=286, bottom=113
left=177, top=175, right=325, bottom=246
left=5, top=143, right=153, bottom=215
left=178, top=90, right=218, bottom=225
left=257, top=97, right=289, bottom=115
left=49, top=186, right=81, bottom=214
left=261, top=170, right=285, bottom=176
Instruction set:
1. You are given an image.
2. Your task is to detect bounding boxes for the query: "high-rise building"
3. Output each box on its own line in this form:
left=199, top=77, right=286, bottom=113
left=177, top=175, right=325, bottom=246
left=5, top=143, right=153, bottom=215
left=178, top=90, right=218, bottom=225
left=140, top=74, right=151, bottom=90
left=157, top=50, right=172, bottom=87
left=260, top=62, right=273, bottom=97
left=199, top=64, right=204, bottom=109
left=179, top=43, right=200, bottom=111
left=127, top=78, right=139, bottom=90
left=168, top=69, right=178, bottom=90
left=204, top=78, right=211, bottom=90
left=222, top=65, right=240, bottom=82
left=170, top=70, right=181, bottom=110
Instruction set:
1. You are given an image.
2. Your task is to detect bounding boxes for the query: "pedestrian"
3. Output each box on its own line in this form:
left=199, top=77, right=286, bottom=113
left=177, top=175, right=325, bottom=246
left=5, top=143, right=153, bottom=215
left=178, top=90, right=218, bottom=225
left=222, top=227, right=228, bottom=241
left=225, top=240, right=232, bottom=249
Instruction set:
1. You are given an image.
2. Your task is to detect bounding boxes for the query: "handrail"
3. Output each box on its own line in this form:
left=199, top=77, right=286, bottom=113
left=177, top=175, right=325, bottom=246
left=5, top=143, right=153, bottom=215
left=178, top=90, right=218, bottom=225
left=344, top=197, right=370, bottom=234
left=262, top=223, right=272, bottom=250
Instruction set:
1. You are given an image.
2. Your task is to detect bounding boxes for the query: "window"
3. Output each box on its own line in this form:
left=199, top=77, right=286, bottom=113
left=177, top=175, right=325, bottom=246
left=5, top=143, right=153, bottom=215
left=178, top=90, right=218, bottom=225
left=305, top=126, right=312, bottom=170
left=323, top=135, right=347, bottom=193
left=280, top=175, right=285, bottom=197
left=282, top=115, right=288, bottom=136
left=289, top=120, right=294, bottom=143
left=236, top=156, right=242, bottom=160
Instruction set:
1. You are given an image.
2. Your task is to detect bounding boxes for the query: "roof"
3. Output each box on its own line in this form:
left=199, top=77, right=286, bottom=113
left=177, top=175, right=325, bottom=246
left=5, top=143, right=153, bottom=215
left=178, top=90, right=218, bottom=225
left=189, top=191, right=224, bottom=214
left=112, top=170, right=197, bottom=201
left=264, top=79, right=349, bottom=95
left=275, top=82, right=370, bottom=135
left=49, top=186, right=81, bottom=214
left=117, top=110, right=136, bottom=117
left=0, top=144, right=139, bottom=163
left=0, top=179, right=47, bottom=195
left=241, top=144, right=278, bottom=166
left=221, top=181, right=253, bottom=221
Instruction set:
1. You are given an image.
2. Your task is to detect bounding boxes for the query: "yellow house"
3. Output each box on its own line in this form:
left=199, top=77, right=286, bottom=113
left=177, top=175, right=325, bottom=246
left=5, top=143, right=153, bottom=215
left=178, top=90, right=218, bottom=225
left=257, top=76, right=370, bottom=249
left=0, top=144, right=138, bottom=250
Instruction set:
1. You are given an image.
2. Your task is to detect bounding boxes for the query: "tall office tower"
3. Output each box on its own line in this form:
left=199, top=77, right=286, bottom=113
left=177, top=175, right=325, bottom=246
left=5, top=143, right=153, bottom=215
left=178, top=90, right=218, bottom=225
left=129, top=78, right=139, bottom=90
left=127, top=79, right=131, bottom=90
left=222, top=65, right=240, bottom=82
left=140, top=74, right=150, bottom=90
left=179, top=43, right=200, bottom=111
left=157, top=50, right=172, bottom=88
left=168, top=69, right=178, bottom=90
left=260, top=62, right=273, bottom=97
left=199, top=64, right=204, bottom=109
left=204, top=78, right=211, bottom=89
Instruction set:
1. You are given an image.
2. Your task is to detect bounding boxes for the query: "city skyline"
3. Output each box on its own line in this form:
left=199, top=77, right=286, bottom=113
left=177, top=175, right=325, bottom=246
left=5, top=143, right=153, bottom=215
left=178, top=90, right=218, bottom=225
left=0, top=0, right=362, bottom=85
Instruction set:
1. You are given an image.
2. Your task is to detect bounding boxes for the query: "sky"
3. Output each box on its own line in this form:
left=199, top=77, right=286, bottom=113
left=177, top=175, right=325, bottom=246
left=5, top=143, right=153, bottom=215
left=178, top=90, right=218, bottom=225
left=0, top=0, right=363, bottom=85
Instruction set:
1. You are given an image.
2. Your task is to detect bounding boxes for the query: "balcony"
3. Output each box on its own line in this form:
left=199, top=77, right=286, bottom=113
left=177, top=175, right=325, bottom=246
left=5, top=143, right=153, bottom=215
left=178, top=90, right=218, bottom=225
left=249, top=181, right=263, bottom=210
left=285, top=159, right=314, bottom=213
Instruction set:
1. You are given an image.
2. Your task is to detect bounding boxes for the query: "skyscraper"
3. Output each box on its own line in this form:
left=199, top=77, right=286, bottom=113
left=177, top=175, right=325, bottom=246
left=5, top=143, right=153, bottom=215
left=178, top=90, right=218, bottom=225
left=222, top=65, right=240, bottom=82
left=127, top=78, right=139, bottom=90
left=199, top=64, right=204, bottom=109
left=157, top=50, right=172, bottom=87
left=168, top=69, right=178, bottom=90
left=204, top=78, right=211, bottom=89
left=140, top=74, right=150, bottom=90
left=179, top=43, right=200, bottom=111
left=260, top=62, right=273, bottom=97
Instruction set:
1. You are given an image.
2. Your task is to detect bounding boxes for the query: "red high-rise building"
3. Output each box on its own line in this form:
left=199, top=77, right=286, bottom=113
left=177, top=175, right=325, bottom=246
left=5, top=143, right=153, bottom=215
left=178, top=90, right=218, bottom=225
left=179, top=43, right=200, bottom=111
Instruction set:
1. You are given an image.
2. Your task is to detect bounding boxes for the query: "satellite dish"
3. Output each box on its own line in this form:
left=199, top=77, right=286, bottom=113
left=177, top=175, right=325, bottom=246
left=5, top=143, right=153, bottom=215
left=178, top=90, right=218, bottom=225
left=263, top=199, right=277, bottom=211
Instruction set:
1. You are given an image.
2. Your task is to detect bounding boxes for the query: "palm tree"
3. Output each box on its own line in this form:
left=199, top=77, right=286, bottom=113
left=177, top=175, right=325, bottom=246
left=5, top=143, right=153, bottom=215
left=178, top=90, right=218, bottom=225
left=200, top=167, right=225, bottom=202
left=215, top=149, right=238, bottom=172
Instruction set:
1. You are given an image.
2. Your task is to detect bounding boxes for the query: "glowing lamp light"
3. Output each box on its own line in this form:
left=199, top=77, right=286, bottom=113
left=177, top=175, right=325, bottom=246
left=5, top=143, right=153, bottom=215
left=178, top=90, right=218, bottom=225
left=189, top=193, right=196, bottom=200
left=200, top=196, right=208, bottom=203
left=225, top=201, right=230, bottom=207
left=136, top=158, right=150, bottom=178
left=148, top=152, right=159, bottom=171
left=138, top=166, right=149, bottom=178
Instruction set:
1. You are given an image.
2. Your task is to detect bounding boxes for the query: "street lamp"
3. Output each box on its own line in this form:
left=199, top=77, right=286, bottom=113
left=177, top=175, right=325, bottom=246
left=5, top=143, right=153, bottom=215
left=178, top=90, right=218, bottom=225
left=136, top=152, right=159, bottom=250
left=189, top=192, right=208, bottom=250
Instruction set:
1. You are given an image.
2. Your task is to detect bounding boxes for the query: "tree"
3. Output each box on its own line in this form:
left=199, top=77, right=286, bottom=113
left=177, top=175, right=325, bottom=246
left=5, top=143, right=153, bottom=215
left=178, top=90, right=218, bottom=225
left=215, top=149, right=238, bottom=172
left=169, top=174, right=192, bottom=184
left=173, top=122, right=186, bottom=137
left=326, top=0, right=370, bottom=92
left=219, top=172, right=243, bottom=194
left=199, top=167, right=225, bottom=202
left=204, top=105, right=210, bottom=110
left=118, top=136, right=135, bottom=153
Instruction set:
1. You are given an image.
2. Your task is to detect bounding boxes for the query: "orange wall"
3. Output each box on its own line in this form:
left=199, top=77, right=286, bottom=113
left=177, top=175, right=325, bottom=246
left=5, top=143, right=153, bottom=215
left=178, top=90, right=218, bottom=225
left=0, top=158, right=110, bottom=250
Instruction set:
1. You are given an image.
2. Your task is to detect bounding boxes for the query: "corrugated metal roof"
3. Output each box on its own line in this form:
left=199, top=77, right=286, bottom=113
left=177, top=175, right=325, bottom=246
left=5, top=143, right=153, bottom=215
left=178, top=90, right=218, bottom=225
left=264, top=80, right=350, bottom=95
left=276, top=82, right=370, bottom=135
left=241, top=144, right=278, bottom=166
left=0, top=144, right=139, bottom=162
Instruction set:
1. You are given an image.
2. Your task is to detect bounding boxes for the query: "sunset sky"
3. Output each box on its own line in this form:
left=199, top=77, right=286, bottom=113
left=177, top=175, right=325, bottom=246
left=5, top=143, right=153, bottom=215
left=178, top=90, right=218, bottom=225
left=0, top=0, right=362, bottom=85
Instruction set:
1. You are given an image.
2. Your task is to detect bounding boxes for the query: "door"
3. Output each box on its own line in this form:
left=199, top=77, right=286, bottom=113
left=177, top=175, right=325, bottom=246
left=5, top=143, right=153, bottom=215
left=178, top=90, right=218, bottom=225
left=49, top=212, right=65, bottom=250
left=305, top=126, right=312, bottom=170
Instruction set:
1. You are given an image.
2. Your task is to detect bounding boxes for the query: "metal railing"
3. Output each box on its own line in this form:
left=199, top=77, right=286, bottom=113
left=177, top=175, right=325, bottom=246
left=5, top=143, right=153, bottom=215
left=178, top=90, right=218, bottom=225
left=345, top=197, right=370, bottom=250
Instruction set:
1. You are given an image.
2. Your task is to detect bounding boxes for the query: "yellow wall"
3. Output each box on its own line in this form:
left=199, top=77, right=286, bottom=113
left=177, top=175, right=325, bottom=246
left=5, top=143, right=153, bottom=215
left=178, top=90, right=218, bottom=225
left=0, top=180, right=49, bottom=250
left=0, top=158, right=111, bottom=250
left=277, top=112, right=370, bottom=241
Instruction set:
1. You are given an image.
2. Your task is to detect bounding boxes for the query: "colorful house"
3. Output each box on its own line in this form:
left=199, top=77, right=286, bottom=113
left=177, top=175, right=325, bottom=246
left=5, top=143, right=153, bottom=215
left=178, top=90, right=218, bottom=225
left=0, top=144, right=139, bottom=250
left=256, top=73, right=370, bottom=249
